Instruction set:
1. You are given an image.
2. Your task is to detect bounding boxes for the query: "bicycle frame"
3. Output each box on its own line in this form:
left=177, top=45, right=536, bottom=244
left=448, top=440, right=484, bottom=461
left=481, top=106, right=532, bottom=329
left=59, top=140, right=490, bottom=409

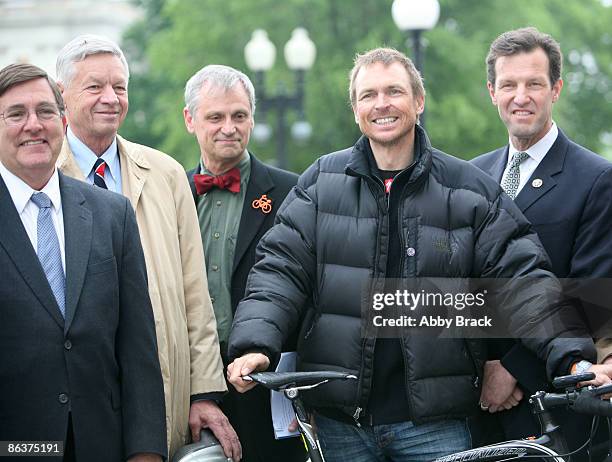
left=282, top=384, right=327, bottom=462
left=434, top=437, right=566, bottom=462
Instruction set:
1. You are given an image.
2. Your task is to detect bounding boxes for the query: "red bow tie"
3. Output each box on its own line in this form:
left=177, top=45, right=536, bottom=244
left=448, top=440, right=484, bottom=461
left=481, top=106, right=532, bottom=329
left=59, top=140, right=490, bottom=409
left=194, top=168, right=241, bottom=195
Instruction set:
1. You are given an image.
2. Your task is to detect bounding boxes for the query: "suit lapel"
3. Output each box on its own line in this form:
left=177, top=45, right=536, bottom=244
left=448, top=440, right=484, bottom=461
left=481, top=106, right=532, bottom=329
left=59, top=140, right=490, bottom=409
left=0, top=176, right=65, bottom=328
left=489, top=147, right=509, bottom=182
left=233, top=155, right=274, bottom=274
left=60, top=174, right=92, bottom=333
left=515, top=131, right=567, bottom=213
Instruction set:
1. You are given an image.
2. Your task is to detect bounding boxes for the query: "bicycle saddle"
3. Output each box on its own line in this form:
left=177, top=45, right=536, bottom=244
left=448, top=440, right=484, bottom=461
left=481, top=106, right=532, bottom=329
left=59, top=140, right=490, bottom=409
left=245, top=371, right=357, bottom=390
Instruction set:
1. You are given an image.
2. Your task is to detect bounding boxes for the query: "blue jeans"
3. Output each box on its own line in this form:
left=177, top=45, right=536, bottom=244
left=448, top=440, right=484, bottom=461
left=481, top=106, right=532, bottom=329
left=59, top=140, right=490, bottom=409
left=315, top=414, right=470, bottom=461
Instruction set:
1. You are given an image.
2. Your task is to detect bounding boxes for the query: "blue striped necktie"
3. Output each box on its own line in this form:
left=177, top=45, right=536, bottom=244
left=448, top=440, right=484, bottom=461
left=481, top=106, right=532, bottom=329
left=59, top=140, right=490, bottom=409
left=30, top=192, right=66, bottom=317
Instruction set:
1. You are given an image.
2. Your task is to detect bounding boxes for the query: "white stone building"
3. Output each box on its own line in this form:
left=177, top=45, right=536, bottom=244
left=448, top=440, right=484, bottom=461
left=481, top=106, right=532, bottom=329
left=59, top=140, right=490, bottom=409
left=0, top=0, right=141, bottom=77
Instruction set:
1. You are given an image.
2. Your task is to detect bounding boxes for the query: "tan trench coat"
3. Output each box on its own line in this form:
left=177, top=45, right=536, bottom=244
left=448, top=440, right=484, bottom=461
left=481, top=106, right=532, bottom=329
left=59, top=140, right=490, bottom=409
left=57, top=135, right=226, bottom=457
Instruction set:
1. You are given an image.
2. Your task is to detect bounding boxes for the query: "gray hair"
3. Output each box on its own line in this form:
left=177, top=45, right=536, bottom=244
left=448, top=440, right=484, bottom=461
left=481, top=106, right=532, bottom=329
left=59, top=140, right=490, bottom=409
left=184, top=64, right=256, bottom=116
left=56, top=34, right=130, bottom=86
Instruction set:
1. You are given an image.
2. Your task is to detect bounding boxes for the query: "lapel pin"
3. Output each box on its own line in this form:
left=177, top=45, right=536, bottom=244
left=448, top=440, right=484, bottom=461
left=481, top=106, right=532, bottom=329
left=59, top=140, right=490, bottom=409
left=252, top=194, right=272, bottom=214
left=532, top=178, right=543, bottom=188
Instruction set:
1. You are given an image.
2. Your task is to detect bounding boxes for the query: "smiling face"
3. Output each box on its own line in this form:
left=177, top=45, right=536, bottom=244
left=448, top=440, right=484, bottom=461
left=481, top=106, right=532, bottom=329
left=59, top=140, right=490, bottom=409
left=352, top=61, right=424, bottom=152
left=183, top=81, right=254, bottom=174
left=0, top=77, right=66, bottom=189
left=488, top=48, right=562, bottom=151
left=60, top=53, right=128, bottom=154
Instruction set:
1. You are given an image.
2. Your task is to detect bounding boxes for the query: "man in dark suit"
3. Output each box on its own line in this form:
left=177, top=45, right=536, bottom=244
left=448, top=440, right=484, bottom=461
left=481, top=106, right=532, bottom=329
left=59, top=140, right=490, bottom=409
left=471, top=27, right=612, bottom=457
left=0, top=63, right=166, bottom=462
left=183, top=64, right=305, bottom=462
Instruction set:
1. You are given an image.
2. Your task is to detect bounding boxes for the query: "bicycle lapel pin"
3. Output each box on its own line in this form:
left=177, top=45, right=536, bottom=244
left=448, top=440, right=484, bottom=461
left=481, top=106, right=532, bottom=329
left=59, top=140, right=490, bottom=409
left=252, top=194, right=273, bottom=214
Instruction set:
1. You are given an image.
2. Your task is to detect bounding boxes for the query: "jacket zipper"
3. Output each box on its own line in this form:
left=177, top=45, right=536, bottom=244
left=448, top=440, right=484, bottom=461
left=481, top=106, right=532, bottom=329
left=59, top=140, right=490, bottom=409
left=353, top=166, right=417, bottom=426
left=400, top=338, right=416, bottom=421
left=464, top=340, right=481, bottom=388
left=353, top=407, right=363, bottom=427
left=355, top=176, right=387, bottom=425
left=394, top=170, right=419, bottom=421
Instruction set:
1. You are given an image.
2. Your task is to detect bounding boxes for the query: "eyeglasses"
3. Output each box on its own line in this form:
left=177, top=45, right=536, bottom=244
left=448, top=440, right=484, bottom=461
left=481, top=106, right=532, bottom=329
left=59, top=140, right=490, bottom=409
left=1, top=106, right=62, bottom=127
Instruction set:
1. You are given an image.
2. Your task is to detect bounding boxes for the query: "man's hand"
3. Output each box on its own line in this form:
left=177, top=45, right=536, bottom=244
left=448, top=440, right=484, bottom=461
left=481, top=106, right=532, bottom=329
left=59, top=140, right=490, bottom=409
left=578, top=364, right=612, bottom=387
left=227, top=353, right=270, bottom=393
left=497, top=386, right=524, bottom=411
left=127, top=454, right=162, bottom=462
left=479, top=360, right=522, bottom=413
left=188, top=400, right=242, bottom=461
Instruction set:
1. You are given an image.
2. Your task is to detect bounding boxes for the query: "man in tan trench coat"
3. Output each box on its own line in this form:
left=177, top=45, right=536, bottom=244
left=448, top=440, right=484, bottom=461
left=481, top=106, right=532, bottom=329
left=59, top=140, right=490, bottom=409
left=54, top=35, right=242, bottom=461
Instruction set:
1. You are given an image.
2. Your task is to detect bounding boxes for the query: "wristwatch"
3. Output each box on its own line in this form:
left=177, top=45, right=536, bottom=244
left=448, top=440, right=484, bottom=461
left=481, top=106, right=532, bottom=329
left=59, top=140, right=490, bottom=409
left=571, top=359, right=593, bottom=375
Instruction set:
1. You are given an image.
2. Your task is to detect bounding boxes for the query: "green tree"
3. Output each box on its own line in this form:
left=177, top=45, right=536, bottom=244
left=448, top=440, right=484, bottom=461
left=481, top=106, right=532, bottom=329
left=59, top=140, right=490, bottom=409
left=120, top=0, right=612, bottom=171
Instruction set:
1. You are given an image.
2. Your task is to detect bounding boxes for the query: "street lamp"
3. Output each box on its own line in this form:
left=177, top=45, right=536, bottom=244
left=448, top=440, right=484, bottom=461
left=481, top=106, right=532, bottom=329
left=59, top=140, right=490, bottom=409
left=391, top=0, right=439, bottom=128
left=244, top=28, right=316, bottom=170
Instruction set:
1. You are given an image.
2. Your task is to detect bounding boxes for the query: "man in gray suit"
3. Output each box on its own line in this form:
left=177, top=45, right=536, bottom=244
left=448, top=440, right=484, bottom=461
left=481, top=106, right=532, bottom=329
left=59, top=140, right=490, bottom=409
left=0, top=63, right=166, bottom=461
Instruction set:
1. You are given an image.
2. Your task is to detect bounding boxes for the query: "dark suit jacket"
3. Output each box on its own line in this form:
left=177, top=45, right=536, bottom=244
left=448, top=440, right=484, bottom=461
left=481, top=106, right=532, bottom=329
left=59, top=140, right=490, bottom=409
left=0, top=173, right=167, bottom=461
left=188, top=153, right=305, bottom=462
left=471, top=129, right=612, bottom=448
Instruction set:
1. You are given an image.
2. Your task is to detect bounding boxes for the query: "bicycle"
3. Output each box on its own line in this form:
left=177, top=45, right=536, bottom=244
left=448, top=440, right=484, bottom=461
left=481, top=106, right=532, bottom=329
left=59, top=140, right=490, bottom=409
left=434, top=371, right=612, bottom=462
left=244, top=370, right=612, bottom=462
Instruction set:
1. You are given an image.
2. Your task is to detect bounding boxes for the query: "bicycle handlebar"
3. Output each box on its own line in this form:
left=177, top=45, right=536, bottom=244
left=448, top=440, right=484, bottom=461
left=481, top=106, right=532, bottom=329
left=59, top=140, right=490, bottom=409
left=571, top=389, right=612, bottom=417
left=536, top=377, right=612, bottom=418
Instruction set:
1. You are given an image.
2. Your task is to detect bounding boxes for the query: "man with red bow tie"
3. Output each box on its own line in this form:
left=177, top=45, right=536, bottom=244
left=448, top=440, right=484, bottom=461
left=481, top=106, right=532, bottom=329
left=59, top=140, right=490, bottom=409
left=185, top=64, right=304, bottom=462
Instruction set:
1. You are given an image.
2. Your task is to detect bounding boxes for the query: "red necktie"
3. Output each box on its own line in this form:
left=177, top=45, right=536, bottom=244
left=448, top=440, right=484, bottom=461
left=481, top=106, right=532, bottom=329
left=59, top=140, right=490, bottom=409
left=194, top=168, right=241, bottom=195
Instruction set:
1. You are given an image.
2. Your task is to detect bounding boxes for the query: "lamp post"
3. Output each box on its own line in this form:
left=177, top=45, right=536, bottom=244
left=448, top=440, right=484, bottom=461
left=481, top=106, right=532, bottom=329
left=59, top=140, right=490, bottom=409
left=391, top=0, right=440, bottom=129
left=244, top=28, right=316, bottom=170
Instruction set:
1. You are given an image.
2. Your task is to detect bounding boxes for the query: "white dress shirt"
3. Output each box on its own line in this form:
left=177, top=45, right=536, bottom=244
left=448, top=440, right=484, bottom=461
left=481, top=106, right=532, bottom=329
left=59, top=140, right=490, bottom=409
left=503, top=122, right=558, bottom=196
left=0, top=161, right=66, bottom=271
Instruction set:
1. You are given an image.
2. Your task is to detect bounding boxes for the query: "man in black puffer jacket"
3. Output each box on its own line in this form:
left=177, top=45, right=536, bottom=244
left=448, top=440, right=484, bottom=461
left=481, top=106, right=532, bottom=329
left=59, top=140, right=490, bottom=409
left=227, top=48, right=604, bottom=462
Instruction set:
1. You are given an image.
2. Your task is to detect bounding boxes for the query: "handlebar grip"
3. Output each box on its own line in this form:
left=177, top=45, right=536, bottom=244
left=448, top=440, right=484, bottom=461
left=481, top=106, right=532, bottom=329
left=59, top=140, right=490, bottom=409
left=572, top=392, right=612, bottom=417
left=592, top=383, right=612, bottom=397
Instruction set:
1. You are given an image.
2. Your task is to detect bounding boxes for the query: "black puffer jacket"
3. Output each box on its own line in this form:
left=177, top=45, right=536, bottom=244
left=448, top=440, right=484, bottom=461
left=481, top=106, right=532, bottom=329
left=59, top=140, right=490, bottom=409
left=229, top=127, right=595, bottom=423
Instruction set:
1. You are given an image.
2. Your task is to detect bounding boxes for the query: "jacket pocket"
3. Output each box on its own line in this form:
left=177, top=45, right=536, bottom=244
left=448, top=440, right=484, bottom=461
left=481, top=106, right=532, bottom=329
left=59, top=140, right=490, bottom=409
left=87, top=257, right=116, bottom=275
left=298, top=307, right=319, bottom=344
left=401, top=217, right=419, bottom=277
left=463, top=339, right=484, bottom=389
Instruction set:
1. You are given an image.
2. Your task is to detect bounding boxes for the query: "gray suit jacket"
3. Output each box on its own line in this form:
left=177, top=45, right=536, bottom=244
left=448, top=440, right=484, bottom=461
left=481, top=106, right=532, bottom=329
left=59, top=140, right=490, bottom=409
left=0, top=172, right=167, bottom=461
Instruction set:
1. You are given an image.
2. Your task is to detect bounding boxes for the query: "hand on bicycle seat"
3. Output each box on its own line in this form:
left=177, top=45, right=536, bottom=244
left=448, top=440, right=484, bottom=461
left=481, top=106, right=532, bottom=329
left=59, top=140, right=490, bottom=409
left=227, top=353, right=270, bottom=393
